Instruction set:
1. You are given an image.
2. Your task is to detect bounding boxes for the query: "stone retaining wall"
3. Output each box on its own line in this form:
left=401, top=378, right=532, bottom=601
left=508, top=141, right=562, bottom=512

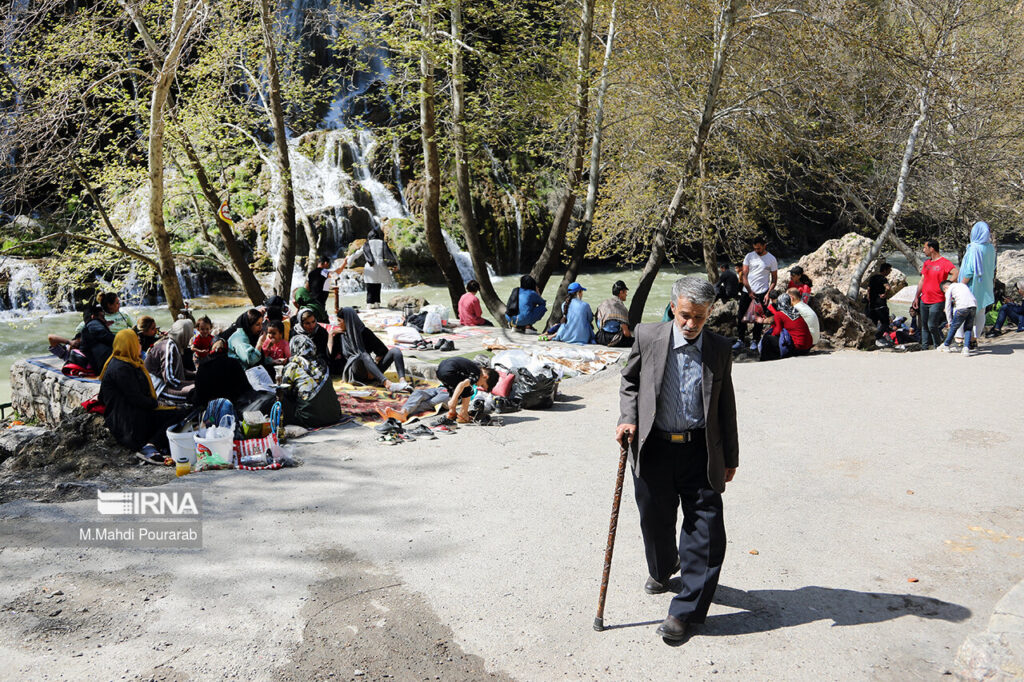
left=10, top=357, right=100, bottom=427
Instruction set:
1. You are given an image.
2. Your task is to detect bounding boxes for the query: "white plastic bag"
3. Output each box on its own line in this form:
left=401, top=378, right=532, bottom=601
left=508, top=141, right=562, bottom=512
left=246, top=366, right=276, bottom=393
left=387, top=326, right=424, bottom=345
left=421, top=304, right=450, bottom=322
left=422, top=311, right=443, bottom=334
left=491, top=349, right=532, bottom=371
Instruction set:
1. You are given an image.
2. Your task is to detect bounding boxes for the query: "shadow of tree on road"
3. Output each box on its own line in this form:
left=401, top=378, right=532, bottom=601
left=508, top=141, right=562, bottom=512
left=701, top=585, right=971, bottom=636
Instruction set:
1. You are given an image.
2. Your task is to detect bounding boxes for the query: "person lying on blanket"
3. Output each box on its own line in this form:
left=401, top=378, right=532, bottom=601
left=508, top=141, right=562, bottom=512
left=376, top=387, right=450, bottom=423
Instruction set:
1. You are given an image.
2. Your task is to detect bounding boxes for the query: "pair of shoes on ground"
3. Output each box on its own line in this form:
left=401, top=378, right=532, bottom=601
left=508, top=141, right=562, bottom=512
left=375, top=417, right=405, bottom=434
left=405, top=424, right=436, bottom=439
left=937, top=344, right=973, bottom=356
left=431, top=415, right=458, bottom=428
left=377, top=431, right=417, bottom=445
left=730, top=339, right=757, bottom=352
left=432, top=338, right=456, bottom=352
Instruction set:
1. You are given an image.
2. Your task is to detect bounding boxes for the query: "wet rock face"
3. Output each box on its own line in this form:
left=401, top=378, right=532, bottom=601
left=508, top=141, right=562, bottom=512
left=776, top=233, right=908, bottom=299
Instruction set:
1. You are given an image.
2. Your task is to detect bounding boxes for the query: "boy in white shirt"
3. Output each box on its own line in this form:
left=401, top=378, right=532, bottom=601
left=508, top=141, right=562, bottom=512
left=938, top=280, right=978, bottom=356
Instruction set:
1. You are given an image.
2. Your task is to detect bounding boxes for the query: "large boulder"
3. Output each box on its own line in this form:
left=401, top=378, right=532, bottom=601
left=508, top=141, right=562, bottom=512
left=997, top=249, right=1024, bottom=282
left=777, top=233, right=907, bottom=301
left=387, top=294, right=429, bottom=311
left=706, top=299, right=740, bottom=337
left=808, top=286, right=876, bottom=349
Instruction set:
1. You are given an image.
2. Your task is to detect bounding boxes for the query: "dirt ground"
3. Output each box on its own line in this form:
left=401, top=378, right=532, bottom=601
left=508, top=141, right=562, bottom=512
left=0, top=413, right=174, bottom=504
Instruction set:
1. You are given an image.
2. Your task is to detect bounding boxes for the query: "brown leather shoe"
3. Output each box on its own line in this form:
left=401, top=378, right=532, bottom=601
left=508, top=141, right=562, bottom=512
left=656, top=615, right=689, bottom=642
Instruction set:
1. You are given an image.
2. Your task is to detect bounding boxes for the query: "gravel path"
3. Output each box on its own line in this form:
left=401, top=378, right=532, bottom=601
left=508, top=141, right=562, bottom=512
left=1, top=335, right=1022, bottom=680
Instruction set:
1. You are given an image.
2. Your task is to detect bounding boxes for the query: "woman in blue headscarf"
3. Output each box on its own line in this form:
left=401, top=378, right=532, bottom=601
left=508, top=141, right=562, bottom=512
left=959, top=221, right=996, bottom=342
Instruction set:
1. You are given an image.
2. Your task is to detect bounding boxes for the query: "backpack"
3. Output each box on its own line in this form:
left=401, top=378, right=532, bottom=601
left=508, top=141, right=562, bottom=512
left=505, top=287, right=521, bottom=318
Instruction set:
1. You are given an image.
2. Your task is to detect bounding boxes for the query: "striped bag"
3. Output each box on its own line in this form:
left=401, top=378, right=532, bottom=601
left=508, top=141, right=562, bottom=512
left=233, top=434, right=284, bottom=471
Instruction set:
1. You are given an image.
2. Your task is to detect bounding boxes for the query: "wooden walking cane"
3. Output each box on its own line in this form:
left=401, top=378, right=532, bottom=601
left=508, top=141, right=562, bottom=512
left=594, top=445, right=629, bottom=631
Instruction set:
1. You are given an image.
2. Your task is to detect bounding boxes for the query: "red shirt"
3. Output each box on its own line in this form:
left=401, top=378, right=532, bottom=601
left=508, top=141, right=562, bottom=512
left=919, top=257, right=955, bottom=305
left=458, top=292, right=486, bottom=326
left=770, top=307, right=814, bottom=351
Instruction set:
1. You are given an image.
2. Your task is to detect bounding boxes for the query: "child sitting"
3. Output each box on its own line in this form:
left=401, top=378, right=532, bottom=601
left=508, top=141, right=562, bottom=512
left=260, top=320, right=291, bottom=365
left=189, top=315, right=215, bottom=364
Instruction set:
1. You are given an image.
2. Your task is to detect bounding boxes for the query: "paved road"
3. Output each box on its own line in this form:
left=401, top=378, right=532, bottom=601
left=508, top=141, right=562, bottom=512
left=1, top=336, right=1023, bottom=680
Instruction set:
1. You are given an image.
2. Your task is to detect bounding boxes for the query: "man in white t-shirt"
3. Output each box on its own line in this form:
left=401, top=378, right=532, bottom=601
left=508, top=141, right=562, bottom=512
left=734, top=237, right=778, bottom=351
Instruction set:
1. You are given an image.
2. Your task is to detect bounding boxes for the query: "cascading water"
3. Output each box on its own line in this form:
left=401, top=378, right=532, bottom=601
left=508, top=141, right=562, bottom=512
left=485, top=145, right=524, bottom=272
left=0, top=260, right=52, bottom=318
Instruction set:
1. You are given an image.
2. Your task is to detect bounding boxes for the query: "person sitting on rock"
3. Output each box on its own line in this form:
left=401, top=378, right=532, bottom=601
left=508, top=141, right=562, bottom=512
left=99, top=329, right=191, bottom=458
left=785, top=266, right=813, bottom=303
left=97, top=292, right=135, bottom=333
left=458, top=280, right=492, bottom=326
left=144, top=318, right=196, bottom=404
left=80, top=304, right=116, bottom=371
left=715, top=264, right=742, bottom=303
left=226, top=308, right=270, bottom=370
left=554, top=282, right=596, bottom=344
left=335, top=307, right=411, bottom=392
left=596, top=280, right=634, bottom=347
left=987, top=278, right=1024, bottom=336
left=754, top=288, right=815, bottom=361
left=134, top=315, right=161, bottom=355
left=506, top=275, right=547, bottom=333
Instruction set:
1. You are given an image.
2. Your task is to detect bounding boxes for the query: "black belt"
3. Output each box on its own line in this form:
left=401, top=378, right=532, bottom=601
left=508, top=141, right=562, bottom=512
left=653, top=428, right=704, bottom=444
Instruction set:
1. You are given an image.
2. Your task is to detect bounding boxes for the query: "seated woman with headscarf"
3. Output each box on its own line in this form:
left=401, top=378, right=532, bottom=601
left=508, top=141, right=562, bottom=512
left=193, top=339, right=253, bottom=409
left=336, top=307, right=411, bottom=392
left=281, top=335, right=342, bottom=427
left=99, top=329, right=190, bottom=456
left=144, top=318, right=195, bottom=404
left=226, top=308, right=269, bottom=370
left=755, top=289, right=814, bottom=361
left=294, top=307, right=346, bottom=374
left=553, top=283, right=596, bottom=345
left=291, top=287, right=328, bottom=324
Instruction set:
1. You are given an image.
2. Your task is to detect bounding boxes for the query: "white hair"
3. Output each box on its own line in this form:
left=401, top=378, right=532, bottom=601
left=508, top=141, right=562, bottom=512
left=671, top=276, right=715, bottom=307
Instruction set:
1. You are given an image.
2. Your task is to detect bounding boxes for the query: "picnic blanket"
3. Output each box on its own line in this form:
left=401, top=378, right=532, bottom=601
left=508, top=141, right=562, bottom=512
left=333, top=376, right=441, bottom=427
left=481, top=339, right=625, bottom=375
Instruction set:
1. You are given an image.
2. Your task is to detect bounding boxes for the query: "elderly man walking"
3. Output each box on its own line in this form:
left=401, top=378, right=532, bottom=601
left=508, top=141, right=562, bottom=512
left=616, top=276, right=739, bottom=643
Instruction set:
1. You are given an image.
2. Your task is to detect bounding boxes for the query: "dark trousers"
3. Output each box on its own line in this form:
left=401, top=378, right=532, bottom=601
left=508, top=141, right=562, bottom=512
left=920, top=301, right=945, bottom=349
left=995, top=303, right=1024, bottom=331
left=633, top=438, right=725, bottom=623
left=365, top=282, right=382, bottom=305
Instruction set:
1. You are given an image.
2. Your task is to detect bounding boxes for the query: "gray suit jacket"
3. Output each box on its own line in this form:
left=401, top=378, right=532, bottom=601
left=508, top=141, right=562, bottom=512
left=618, top=323, right=739, bottom=492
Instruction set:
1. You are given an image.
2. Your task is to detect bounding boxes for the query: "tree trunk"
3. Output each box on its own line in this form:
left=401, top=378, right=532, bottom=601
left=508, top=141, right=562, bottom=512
left=528, top=0, right=595, bottom=293
left=450, top=0, right=504, bottom=321
left=888, top=233, right=921, bottom=271
left=176, top=131, right=266, bottom=305
left=419, top=1, right=464, bottom=310
left=545, top=0, right=616, bottom=330
left=144, top=1, right=205, bottom=319
left=628, top=0, right=740, bottom=326
left=258, top=0, right=297, bottom=298
left=846, top=85, right=930, bottom=298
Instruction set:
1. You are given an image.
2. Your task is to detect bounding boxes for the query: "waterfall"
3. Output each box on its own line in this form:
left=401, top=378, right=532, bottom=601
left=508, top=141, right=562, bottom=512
left=176, top=266, right=207, bottom=300
left=484, top=146, right=524, bottom=271
left=0, top=260, right=51, bottom=317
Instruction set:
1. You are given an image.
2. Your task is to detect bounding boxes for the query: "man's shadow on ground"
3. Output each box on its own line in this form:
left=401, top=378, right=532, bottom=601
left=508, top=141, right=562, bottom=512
left=603, top=583, right=970, bottom=635
left=701, top=584, right=971, bottom=636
